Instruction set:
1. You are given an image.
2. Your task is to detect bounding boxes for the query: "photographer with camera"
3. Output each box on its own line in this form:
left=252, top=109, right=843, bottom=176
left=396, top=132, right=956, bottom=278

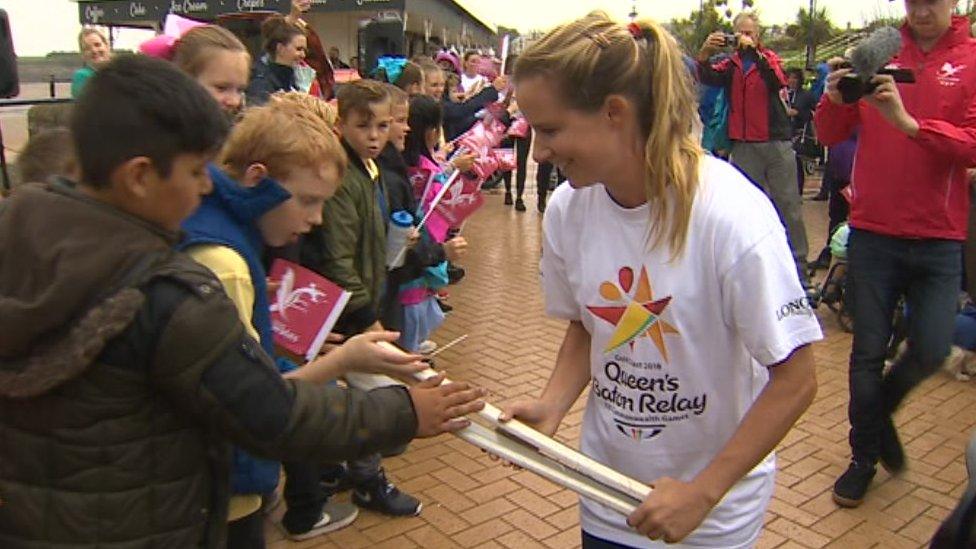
left=813, top=0, right=976, bottom=509
left=698, top=12, right=812, bottom=289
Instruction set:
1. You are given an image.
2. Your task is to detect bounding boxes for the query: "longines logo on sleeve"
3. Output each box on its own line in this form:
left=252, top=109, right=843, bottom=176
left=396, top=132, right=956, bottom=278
left=776, top=296, right=813, bottom=322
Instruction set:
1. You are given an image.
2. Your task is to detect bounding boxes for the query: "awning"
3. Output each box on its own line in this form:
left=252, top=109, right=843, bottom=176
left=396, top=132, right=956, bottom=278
left=77, top=0, right=288, bottom=26
left=75, top=0, right=493, bottom=41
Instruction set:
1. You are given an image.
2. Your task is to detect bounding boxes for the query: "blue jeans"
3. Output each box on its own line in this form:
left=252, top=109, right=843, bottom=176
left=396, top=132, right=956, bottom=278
left=847, top=229, right=961, bottom=463
left=582, top=531, right=638, bottom=548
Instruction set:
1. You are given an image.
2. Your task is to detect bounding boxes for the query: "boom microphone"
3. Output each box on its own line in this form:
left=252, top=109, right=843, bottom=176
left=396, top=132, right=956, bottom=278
left=850, top=27, right=902, bottom=78
left=837, top=27, right=915, bottom=103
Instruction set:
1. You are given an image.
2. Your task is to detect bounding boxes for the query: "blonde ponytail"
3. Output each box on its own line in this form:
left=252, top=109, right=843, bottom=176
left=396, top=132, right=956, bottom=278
left=514, top=12, right=702, bottom=259
left=636, top=19, right=702, bottom=258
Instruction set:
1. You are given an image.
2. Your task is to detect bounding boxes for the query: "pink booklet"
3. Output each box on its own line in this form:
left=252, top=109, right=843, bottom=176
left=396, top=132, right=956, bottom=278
left=268, top=259, right=351, bottom=361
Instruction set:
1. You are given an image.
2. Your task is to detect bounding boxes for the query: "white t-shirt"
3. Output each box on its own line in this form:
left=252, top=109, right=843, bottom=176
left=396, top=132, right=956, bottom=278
left=540, top=156, right=823, bottom=548
left=461, top=72, right=486, bottom=95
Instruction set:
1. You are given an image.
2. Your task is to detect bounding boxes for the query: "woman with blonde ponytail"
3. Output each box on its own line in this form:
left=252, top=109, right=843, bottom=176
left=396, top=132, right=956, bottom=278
left=500, top=12, right=821, bottom=547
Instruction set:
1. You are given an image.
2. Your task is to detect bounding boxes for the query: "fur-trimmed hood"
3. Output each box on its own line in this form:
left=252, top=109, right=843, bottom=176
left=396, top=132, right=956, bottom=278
left=0, top=181, right=178, bottom=397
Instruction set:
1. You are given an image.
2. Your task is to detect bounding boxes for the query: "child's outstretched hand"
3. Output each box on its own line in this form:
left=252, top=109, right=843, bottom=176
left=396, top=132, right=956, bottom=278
left=336, top=332, right=428, bottom=381
left=320, top=332, right=346, bottom=355
left=444, top=237, right=468, bottom=262
left=407, top=228, right=421, bottom=249
left=451, top=152, right=478, bottom=173
left=409, top=374, right=487, bottom=437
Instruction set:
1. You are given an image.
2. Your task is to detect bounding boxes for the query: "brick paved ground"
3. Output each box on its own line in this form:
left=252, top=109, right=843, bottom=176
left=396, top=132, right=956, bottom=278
left=5, top=88, right=970, bottom=549
left=264, top=173, right=976, bottom=548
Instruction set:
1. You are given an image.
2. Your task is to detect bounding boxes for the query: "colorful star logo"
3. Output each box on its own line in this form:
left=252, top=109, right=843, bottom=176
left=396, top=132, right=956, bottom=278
left=587, top=266, right=679, bottom=359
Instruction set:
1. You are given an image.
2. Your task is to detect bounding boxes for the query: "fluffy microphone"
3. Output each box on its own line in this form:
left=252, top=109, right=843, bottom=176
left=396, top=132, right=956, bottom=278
left=848, top=27, right=902, bottom=81
left=838, top=26, right=912, bottom=103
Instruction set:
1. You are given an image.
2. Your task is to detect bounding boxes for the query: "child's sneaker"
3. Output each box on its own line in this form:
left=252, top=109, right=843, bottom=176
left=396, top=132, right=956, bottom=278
left=320, top=464, right=353, bottom=496
left=417, top=340, right=438, bottom=355
left=447, top=265, right=465, bottom=284
left=283, top=502, right=358, bottom=541
left=352, top=469, right=422, bottom=516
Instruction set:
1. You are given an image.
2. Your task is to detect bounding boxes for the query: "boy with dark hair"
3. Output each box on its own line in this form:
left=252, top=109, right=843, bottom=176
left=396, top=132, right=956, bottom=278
left=0, top=54, right=483, bottom=548
left=299, top=79, right=423, bottom=517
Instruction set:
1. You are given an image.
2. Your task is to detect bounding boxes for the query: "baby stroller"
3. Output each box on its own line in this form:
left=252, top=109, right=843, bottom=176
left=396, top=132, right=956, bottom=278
left=810, top=222, right=854, bottom=332
left=809, top=222, right=909, bottom=348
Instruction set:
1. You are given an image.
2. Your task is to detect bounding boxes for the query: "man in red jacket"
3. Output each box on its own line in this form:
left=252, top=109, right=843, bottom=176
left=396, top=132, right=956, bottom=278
left=814, top=0, right=976, bottom=508
left=698, top=12, right=810, bottom=286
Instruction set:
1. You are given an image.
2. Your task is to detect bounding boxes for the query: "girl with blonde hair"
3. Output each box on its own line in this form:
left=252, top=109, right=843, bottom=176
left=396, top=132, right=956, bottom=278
left=173, top=25, right=251, bottom=116
left=501, top=12, right=820, bottom=547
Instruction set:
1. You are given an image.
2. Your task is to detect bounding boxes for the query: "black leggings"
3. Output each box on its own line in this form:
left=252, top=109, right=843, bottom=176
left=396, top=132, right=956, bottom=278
left=502, top=128, right=533, bottom=199
left=535, top=161, right=563, bottom=206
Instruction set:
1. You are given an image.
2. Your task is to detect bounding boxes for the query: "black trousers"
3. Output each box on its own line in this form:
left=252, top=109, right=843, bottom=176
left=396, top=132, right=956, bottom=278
left=535, top=161, right=563, bottom=207
left=227, top=511, right=265, bottom=549
left=502, top=129, right=533, bottom=199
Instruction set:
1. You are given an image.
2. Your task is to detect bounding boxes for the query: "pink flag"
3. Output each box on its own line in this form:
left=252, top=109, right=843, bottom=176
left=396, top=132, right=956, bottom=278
left=406, top=167, right=434, bottom=202
left=434, top=174, right=485, bottom=227
left=420, top=181, right=452, bottom=242
left=508, top=117, right=530, bottom=138
left=493, top=148, right=517, bottom=172
left=268, top=259, right=351, bottom=361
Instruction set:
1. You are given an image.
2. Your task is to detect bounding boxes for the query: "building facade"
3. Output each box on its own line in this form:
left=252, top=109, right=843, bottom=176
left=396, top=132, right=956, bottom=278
left=75, top=0, right=496, bottom=65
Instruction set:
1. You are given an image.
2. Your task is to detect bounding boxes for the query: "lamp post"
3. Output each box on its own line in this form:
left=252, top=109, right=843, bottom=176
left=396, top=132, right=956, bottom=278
left=629, top=0, right=637, bottom=21
left=806, top=0, right=817, bottom=69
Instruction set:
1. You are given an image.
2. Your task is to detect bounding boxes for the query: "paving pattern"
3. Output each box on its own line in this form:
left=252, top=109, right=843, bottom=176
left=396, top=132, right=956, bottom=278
left=6, top=80, right=970, bottom=549
left=261, top=172, right=976, bottom=549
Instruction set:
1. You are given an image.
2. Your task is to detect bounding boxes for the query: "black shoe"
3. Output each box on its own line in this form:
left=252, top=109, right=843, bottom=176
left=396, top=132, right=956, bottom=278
left=504, top=192, right=513, bottom=206
left=515, top=198, right=526, bottom=212
left=880, top=416, right=906, bottom=474
left=447, top=265, right=465, bottom=285
left=832, top=461, right=876, bottom=508
left=810, top=249, right=831, bottom=273
left=436, top=298, right=453, bottom=313
left=537, top=200, right=546, bottom=213
left=320, top=464, right=353, bottom=496
left=352, top=469, right=422, bottom=517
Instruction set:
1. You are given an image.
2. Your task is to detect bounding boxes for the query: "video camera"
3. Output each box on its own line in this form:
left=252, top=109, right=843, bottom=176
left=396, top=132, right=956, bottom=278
left=836, top=62, right=915, bottom=104
left=835, top=27, right=914, bottom=104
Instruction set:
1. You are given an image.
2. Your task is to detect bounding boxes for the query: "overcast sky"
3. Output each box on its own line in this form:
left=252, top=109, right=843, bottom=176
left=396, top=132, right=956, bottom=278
left=8, top=0, right=908, bottom=56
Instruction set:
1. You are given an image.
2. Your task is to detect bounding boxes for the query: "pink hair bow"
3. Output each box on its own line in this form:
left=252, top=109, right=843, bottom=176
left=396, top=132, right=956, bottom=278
left=139, top=14, right=206, bottom=60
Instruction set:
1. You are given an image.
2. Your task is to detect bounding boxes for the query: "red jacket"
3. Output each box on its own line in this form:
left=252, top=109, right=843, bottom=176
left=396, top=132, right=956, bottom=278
left=699, top=47, right=791, bottom=142
left=814, top=16, right=976, bottom=241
